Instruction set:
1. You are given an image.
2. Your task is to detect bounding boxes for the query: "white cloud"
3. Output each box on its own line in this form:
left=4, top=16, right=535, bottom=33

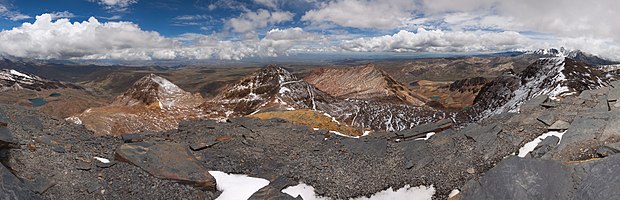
left=0, top=14, right=176, bottom=60
left=0, top=4, right=30, bottom=21
left=48, top=11, right=75, bottom=19
left=254, top=0, right=278, bottom=9
left=301, top=0, right=417, bottom=29
left=91, top=0, right=138, bottom=11
left=0, top=14, right=320, bottom=60
left=227, top=9, right=294, bottom=33
left=340, top=28, right=533, bottom=53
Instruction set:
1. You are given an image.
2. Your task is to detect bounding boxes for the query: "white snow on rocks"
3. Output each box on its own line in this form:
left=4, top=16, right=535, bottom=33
left=517, top=130, right=567, bottom=157
left=93, top=157, right=111, bottom=164
left=208, top=171, right=270, bottom=200
left=282, top=183, right=435, bottom=200
left=414, top=132, right=435, bottom=141
left=448, top=189, right=460, bottom=198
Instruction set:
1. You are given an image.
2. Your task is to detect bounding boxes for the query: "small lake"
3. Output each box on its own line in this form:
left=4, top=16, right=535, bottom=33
left=28, top=98, right=48, bottom=107
left=49, top=93, right=62, bottom=97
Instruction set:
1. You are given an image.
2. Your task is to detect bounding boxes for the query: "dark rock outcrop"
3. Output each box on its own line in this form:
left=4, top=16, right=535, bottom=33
left=115, top=141, right=217, bottom=191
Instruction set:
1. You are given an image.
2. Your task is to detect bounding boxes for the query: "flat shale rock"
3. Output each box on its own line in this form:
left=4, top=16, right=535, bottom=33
left=0, top=163, right=41, bottom=199
left=395, top=118, right=453, bottom=139
left=0, top=124, right=17, bottom=147
left=537, top=112, right=556, bottom=126
left=548, top=120, right=570, bottom=131
left=574, top=154, right=620, bottom=199
left=248, top=176, right=300, bottom=200
left=115, top=141, right=217, bottom=191
left=462, top=157, right=573, bottom=200
left=520, top=95, right=548, bottom=112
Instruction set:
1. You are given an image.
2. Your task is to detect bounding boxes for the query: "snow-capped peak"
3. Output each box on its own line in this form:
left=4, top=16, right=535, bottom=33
left=114, top=74, right=201, bottom=109
left=468, top=57, right=609, bottom=121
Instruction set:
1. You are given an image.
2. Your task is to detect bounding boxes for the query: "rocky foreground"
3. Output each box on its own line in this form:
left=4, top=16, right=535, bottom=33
left=1, top=80, right=620, bottom=199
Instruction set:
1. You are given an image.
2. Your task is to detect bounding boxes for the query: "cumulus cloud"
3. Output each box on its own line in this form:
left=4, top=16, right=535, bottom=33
left=227, top=9, right=294, bottom=33
left=0, top=14, right=177, bottom=60
left=91, top=0, right=138, bottom=11
left=0, top=14, right=319, bottom=60
left=301, top=0, right=417, bottom=29
left=340, top=28, right=533, bottom=53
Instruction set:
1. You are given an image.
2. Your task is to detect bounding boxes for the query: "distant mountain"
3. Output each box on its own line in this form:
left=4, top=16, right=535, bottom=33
left=465, top=57, right=609, bottom=121
left=0, top=69, right=82, bottom=91
left=202, top=65, right=338, bottom=118
left=529, top=47, right=619, bottom=66
left=304, top=64, right=428, bottom=106
left=68, top=74, right=204, bottom=136
left=113, top=74, right=204, bottom=109
left=204, top=65, right=446, bottom=132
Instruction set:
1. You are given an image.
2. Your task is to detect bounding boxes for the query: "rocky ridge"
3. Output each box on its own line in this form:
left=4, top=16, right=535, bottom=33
left=0, top=69, right=82, bottom=91
left=465, top=57, right=609, bottom=122
left=304, top=64, right=428, bottom=105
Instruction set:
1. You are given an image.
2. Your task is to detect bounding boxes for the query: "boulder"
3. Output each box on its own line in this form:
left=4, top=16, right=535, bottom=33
left=0, top=163, right=41, bottom=199
left=596, top=142, right=620, bottom=157
left=548, top=120, right=570, bottom=131
left=115, top=141, right=217, bottom=191
left=536, top=112, right=556, bottom=126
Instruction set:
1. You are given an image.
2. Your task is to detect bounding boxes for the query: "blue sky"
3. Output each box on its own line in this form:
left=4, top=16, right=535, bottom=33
left=0, top=0, right=618, bottom=61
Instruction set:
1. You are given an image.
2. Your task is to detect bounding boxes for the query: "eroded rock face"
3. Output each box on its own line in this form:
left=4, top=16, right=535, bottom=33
left=465, top=57, right=610, bottom=122
left=202, top=65, right=338, bottom=118
left=115, top=141, right=217, bottom=191
left=304, top=64, right=427, bottom=106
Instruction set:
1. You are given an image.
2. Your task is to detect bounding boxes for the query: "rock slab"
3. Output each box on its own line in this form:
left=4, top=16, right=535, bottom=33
left=115, top=141, right=217, bottom=191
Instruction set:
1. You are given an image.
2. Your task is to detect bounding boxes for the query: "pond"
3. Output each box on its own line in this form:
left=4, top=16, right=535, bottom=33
left=28, top=98, right=48, bottom=107
left=49, top=93, right=62, bottom=97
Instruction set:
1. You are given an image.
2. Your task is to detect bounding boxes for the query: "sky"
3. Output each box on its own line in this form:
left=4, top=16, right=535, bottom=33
left=0, top=0, right=619, bottom=61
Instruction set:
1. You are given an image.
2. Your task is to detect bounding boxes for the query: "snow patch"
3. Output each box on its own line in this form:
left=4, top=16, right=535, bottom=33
left=414, top=132, right=435, bottom=141
left=448, top=189, right=460, bottom=198
left=517, top=130, right=566, bottom=157
left=9, top=69, right=32, bottom=79
left=94, top=157, right=110, bottom=164
left=282, top=183, right=435, bottom=200
left=329, top=131, right=360, bottom=138
left=65, top=116, right=82, bottom=125
left=208, top=171, right=270, bottom=200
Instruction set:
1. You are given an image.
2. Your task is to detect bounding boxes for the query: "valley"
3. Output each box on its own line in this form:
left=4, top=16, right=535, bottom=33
left=1, top=48, right=620, bottom=199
